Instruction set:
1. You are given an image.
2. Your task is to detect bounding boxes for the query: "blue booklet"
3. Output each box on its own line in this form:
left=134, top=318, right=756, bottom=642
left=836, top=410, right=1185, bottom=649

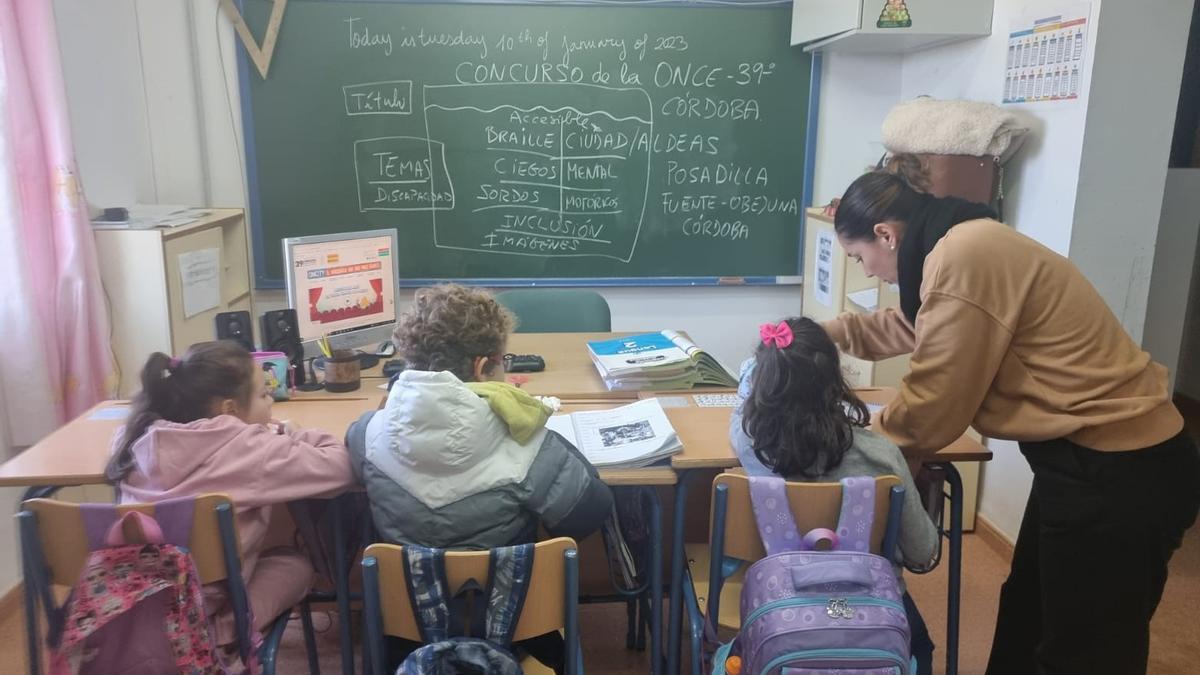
left=586, top=331, right=736, bottom=388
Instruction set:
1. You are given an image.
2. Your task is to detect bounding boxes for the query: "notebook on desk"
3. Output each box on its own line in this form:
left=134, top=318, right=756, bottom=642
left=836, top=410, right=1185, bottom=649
left=545, top=398, right=682, bottom=468
left=586, top=331, right=737, bottom=390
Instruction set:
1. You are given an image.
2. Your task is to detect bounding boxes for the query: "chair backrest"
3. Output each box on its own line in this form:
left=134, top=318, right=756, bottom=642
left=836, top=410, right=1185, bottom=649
left=711, top=473, right=901, bottom=562
left=495, top=289, right=611, bottom=333
left=22, top=494, right=238, bottom=586
left=363, top=537, right=577, bottom=642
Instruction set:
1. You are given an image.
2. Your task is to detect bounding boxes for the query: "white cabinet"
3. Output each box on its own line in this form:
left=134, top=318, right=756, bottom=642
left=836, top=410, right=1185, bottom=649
left=95, top=209, right=253, bottom=396
left=792, top=0, right=993, bottom=53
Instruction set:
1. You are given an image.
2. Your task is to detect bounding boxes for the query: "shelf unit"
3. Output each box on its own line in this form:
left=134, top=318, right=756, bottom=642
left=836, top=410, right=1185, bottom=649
left=95, top=209, right=253, bottom=397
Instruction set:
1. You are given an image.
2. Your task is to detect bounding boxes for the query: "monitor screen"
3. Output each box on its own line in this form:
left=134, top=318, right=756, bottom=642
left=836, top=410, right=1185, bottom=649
left=284, top=230, right=398, bottom=344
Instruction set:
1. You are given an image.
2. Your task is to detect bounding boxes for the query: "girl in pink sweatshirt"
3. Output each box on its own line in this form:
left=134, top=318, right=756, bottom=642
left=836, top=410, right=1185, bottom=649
left=107, top=341, right=356, bottom=645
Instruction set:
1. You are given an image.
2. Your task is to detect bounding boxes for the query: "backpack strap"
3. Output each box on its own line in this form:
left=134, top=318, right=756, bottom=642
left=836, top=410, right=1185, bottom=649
left=79, top=498, right=196, bottom=551
left=835, top=476, right=877, bottom=553
left=149, top=498, right=196, bottom=545
left=402, top=546, right=452, bottom=643
left=748, top=476, right=803, bottom=555
left=80, top=504, right=122, bottom=550
left=479, top=544, right=535, bottom=647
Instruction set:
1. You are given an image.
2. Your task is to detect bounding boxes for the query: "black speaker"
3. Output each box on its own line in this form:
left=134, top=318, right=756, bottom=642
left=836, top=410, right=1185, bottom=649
left=214, top=311, right=254, bottom=352
left=261, top=309, right=307, bottom=385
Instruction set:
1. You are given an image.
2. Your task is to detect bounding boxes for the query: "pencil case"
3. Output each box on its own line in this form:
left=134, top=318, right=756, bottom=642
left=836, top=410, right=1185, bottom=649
left=252, top=351, right=293, bottom=401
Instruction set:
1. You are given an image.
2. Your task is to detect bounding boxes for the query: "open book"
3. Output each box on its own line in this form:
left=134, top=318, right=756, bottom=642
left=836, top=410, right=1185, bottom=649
left=545, top=398, right=682, bottom=468
left=586, top=330, right=736, bottom=390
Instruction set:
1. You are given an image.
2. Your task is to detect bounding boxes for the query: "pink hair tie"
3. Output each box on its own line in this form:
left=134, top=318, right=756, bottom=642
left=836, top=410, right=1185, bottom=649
left=759, top=321, right=794, bottom=348
left=169, top=358, right=182, bottom=368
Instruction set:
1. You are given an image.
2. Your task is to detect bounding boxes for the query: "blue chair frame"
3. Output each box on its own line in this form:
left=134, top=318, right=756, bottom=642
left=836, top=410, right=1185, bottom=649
left=682, top=478, right=906, bottom=674
left=17, top=498, right=320, bottom=675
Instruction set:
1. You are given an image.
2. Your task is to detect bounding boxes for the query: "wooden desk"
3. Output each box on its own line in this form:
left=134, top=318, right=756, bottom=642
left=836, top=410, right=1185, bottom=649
left=505, top=332, right=637, bottom=398
left=354, top=331, right=734, bottom=401
left=0, top=399, right=383, bottom=490
left=355, top=333, right=631, bottom=398
left=0, top=396, right=680, bottom=491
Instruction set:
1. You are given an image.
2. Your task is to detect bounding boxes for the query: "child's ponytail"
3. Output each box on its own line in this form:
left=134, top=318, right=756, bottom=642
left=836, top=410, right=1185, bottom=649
left=106, top=342, right=256, bottom=483
left=108, top=353, right=177, bottom=482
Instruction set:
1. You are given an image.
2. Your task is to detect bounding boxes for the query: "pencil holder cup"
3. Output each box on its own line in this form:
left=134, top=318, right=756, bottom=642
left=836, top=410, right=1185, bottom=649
left=324, top=350, right=361, bottom=392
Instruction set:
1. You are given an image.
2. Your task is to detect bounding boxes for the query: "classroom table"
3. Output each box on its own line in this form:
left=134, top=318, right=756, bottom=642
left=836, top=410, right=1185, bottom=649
left=2, top=334, right=990, bottom=675
left=0, top=393, right=670, bottom=675
left=652, top=389, right=992, bottom=675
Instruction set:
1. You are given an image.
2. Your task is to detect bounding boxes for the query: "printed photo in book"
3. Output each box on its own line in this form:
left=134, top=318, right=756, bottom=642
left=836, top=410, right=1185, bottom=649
left=545, top=399, right=682, bottom=469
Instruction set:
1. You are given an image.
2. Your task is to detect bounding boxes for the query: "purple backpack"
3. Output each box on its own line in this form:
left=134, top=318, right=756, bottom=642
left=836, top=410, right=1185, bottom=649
left=711, top=476, right=914, bottom=675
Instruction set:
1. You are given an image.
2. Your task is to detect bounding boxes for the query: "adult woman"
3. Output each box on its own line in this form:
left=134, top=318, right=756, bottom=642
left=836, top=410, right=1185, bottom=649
left=822, top=164, right=1200, bottom=675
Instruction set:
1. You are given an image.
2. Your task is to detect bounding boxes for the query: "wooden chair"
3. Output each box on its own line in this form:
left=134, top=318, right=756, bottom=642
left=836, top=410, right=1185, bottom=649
left=682, top=473, right=905, bottom=674
left=361, top=537, right=582, bottom=675
left=495, top=289, right=612, bottom=332
left=18, top=494, right=320, bottom=675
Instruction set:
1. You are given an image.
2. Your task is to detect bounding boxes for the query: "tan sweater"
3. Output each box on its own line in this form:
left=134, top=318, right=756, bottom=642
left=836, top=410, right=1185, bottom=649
left=823, top=219, right=1183, bottom=456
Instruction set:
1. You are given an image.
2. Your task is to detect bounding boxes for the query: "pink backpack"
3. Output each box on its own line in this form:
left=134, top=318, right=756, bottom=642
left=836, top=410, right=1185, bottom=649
left=48, top=499, right=239, bottom=674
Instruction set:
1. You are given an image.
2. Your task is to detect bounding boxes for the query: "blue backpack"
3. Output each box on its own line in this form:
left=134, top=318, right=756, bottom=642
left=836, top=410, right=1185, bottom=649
left=398, top=544, right=535, bottom=674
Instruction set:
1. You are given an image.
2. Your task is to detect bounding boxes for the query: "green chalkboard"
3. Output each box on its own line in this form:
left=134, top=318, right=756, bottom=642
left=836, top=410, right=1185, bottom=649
left=242, top=0, right=812, bottom=284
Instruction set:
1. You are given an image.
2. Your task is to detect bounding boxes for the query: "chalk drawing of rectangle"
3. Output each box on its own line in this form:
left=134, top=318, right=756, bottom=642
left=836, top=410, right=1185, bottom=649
left=343, top=80, right=414, bottom=116
left=354, top=136, right=455, bottom=212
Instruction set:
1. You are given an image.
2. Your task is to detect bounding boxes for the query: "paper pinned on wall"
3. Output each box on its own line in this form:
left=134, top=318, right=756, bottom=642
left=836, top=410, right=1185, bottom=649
left=179, top=248, right=221, bottom=318
left=815, top=229, right=835, bottom=308
left=1003, top=3, right=1091, bottom=105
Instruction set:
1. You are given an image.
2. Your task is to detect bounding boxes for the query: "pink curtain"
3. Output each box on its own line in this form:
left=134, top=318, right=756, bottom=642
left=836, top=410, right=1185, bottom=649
left=0, top=0, right=115, bottom=445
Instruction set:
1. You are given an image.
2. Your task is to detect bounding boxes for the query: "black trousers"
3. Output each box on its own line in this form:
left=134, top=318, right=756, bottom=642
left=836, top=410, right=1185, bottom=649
left=986, top=432, right=1200, bottom=675
left=903, top=591, right=934, bottom=675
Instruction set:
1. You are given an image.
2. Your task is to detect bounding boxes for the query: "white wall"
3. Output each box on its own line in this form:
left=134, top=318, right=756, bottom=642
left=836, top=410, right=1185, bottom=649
left=812, top=53, right=903, bottom=206
left=1146, top=169, right=1200, bottom=392
left=1070, top=0, right=1196, bottom=343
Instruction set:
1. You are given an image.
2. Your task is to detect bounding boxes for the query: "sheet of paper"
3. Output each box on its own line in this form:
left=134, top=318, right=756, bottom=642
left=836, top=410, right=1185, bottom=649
left=847, top=287, right=879, bottom=312
left=1003, top=3, right=1090, bottom=105
left=89, top=407, right=130, bottom=420
left=544, top=414, right=578, bottom=446
left=815, top=229, right=834, bottom=308
left=654, top=396, right=692, bottom=409
left=178, top=247, right=221, bottom=318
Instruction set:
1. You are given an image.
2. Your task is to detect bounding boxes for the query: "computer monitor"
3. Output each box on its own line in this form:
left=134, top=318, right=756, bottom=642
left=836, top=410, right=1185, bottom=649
left=282, top=228, right=399, bottom=358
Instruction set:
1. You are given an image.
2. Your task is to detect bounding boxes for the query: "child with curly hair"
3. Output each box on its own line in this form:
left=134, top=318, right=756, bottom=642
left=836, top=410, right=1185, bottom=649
left=347, top=284, right=612, bottom=671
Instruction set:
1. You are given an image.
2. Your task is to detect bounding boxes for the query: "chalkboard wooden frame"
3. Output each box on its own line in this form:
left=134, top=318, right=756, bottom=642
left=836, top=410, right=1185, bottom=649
left=236, top=0, right=821, bottom=287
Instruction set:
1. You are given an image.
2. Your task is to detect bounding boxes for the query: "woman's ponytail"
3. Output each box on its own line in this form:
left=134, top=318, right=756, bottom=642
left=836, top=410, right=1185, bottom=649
left=882, top=153, right=931, bottom=193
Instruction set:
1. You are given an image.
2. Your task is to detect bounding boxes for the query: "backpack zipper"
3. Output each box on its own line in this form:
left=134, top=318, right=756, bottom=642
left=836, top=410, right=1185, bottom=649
left=758, top=647, right=908, bottom=675
left=742, top=596, right=905, bottom=629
